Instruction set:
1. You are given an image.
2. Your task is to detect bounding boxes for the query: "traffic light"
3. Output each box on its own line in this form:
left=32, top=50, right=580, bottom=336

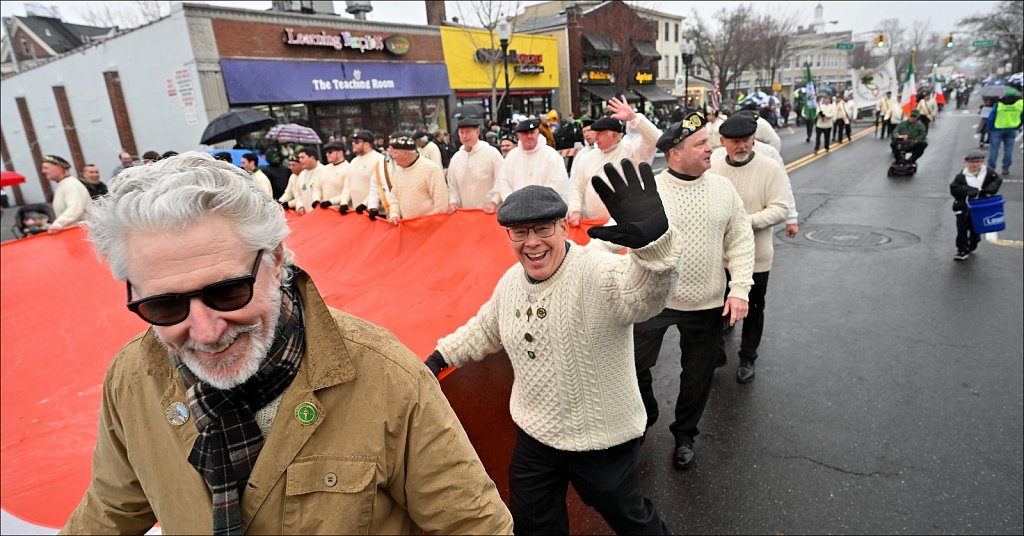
left=874, top=34, right=887, bottom=48
left=943, top=35, right=954, bottom=48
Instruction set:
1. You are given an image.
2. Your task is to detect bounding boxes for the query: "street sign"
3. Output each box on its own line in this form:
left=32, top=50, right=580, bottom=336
left=836, top=42, right=855, bottom=50
left=972, top=39, right=997, bottom=47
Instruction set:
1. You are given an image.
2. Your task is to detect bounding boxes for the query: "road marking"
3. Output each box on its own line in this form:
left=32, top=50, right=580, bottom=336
left=785, top=127, right=875, bottom=172
left=985, top=233, right=1024, bottom=248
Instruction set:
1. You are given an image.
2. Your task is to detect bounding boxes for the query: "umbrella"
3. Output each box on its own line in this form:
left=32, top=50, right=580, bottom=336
left=453, top=103, right=487, bottom=120
left=200, top=108, right=276, bottom=145
left=1, top=170, right=26, bottom=188
left=265, top=124, right=322, bottom=144
left=980, top=85, right=1012, bottom=98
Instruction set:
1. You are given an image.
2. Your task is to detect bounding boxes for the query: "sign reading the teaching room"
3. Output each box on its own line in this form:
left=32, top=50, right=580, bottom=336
left=311, top=68, right=396, bottom=91
left=633, top=71, right=654, bottom=84
left=579, top=70, right=615, bottom=84
left=283, top=28, right=411, bottom=55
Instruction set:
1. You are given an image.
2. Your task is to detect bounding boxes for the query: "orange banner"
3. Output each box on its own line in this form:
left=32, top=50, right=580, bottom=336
left=0, top=208, right=601, bottom=528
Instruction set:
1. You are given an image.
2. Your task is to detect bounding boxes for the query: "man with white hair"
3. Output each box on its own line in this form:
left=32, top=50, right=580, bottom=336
left=62, top=152, right=512, bottom=535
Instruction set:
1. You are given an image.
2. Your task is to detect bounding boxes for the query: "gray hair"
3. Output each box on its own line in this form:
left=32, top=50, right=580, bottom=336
left=87, top=151, right=295, bottom=283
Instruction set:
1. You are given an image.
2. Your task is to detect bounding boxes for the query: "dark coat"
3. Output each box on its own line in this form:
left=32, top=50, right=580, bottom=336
left=950, top=167, right=1001, bottom=212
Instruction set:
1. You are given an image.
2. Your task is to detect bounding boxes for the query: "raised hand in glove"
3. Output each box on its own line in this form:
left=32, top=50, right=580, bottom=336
left=587, top=159, right=668, bottom=249
left=319, top=200, right=332, bottom=209
left=424, top=350, right=448, bottom=378
left=311, top=200, right=320, bottom=209
left=338, top=204, right=349, bottom=215
left=368, top=208, right=379, bottom=221
left=355, top=204, right=367, bottom=214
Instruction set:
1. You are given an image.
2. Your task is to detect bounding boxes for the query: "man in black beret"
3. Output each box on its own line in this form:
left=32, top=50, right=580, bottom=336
left=495, top=116, right=569, bottom=204
left=385, top=131, right=447, bottom=225
left=426, top=160, right=680, bottom=535
left=447, top=116, right=504, bottom=214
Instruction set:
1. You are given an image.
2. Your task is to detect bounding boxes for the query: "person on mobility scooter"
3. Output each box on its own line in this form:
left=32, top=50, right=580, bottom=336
left=889, top=110, right=928, bottom=177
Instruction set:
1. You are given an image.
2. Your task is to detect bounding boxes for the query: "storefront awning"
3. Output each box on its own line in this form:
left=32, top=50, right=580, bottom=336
left=581, top=84, right=620, bottom=102
left=582, top=33, right=621, bottom=54
left=633, top=42, right=660, bottom=59
left=630, top=85, right=678, bottom=104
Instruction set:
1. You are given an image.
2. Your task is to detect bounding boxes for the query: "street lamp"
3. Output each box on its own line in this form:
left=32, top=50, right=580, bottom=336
left=680, top=39, right=696, bottom=110
left=496, top=18, right=512, bottom=125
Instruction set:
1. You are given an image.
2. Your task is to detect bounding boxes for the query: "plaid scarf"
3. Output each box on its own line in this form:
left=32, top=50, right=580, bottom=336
left=173, top=286, right=304, bottom=536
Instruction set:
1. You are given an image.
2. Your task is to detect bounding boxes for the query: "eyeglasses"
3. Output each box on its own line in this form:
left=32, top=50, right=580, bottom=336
left=126, top=250, right=264, bottom=326
left=506, top=221, right=558, bottom=242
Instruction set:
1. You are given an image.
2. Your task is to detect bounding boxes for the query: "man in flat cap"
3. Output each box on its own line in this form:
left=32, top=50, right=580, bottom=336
left=385, top=132, right=448, bottom=224
left=41, top=154, right=91, bottom=234
left=413, top=130, right=444, bottom=169
left=494, top=117, right=570, bottom=205
left=949, top=148, right=1002, bottom=260
left=425, top=159, right=681, bottom=535
left=614, top=112, right=755, bottom=471
left=311, top=141, right=351, bottom=213
left=709, top=112, right=790, bottom=383
left=446, top=117, right=504, bottom=214
left=346, top=130, right=390, bottom=218
left=277, top=153, right=303, bottom=211
left=568, top=96, right=662, bottom=226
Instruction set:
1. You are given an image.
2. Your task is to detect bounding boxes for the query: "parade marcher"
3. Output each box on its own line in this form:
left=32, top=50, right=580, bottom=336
left=494, top=117, right=570, bottom=204
left=386, top=132, right=448, bottom=225
left=63, top=152, right=513, bottom=535
left=834, top=95, right=851, bottom=143
left=705, top=108, right=726, bottom=150
left=110, top=151, right=135, bottom=179
left=754, top=110, right=782, bottom=152
left=986, top=88, right=1023, bottom=175
left=891, top=110, right=928, bottom=163
left=712, top=137, right=799, bottom=239
left=42, top=154, right=91, bottom=234
left=312, top=141, right=351, bottom=212
left=277, top=154, right=302, bottom=211
left=413, top=130, right=444, bottom=169
left=568, top=96, right=662, bottom=225
left=950, top=148, right=1003, bottom=260
left=814, top=95, right=837, bottom=154
left=80, top=163, right=109, bottom=199
left=916, top=93, right=937, bottom=134
left=708, top=113, right=790, bottom=383
left=283, top=147, right=324, bottom=215
left=425, top=163, right=681, bottom=535
left=240, top=153, right=273, bottom=198
left=878, top=91, right=895, bottom=139
left=347, top=130, right=389, bottom=217
left=566, top=116, right=598, bottom=203
left=446, top=117, right=504, bottom=214
left=499, top=134, right=517, bottom=157
left=624, top=113, right=755, bottom=470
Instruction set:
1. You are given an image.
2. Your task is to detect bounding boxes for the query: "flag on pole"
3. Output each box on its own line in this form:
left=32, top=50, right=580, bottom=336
left=901, top=53, right=917, bottom=116
left=804, top=63, right=818, bottom=120
left=711, top=78, right=720, bottom=111
left=934, top=81, right=946, bottom=105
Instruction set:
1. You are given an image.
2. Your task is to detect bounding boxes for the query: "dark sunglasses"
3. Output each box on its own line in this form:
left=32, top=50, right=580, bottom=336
left=126, top=250, right=265, bottom=326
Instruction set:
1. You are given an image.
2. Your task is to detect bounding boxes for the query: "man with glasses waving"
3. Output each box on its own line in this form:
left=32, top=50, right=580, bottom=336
left=425, top=160, right=682, bottom=535
left=63, top=152, right=512, bottom=535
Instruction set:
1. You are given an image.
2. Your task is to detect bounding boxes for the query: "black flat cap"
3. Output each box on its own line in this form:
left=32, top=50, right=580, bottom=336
left=515, top=117, right=541, bottom=132
left=497, top=185, right=568, bottom=226
left=719, top=112, right=758, bottom=139
left=413, top=130, right=428, bottom=140
left=323, top=141, right=344, bottom=151
left=656, top=111, right=706, bottom=152
left=352, top=130, right=374, bottom=143
left=43, top=154, right=71, bottom=168
left=389, top=132, right=417, bottom=150
left=965, top=148, right=987, bottom=161
left=590, top=117, right=625, bottom=133
left=578, top=115, right=595, bottom=126
left=457, top=117, right=482, bottom=128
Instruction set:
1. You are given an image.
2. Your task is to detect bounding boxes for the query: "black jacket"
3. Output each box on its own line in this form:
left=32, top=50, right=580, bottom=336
left=950, top=167, right=1001, bottom=212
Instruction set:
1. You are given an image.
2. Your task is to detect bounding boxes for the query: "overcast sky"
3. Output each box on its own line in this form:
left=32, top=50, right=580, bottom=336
left=0, top=1, right=1001, bottom=38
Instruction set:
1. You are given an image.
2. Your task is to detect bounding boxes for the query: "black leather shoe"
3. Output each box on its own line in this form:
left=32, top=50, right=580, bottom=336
left=736, top=359, right=755, bottom=383
left=674, top=443, right=695, bottom=470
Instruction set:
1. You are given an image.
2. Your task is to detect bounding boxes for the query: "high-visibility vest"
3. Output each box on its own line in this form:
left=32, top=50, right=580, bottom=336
left=993, top=99, right=1023, bottom=129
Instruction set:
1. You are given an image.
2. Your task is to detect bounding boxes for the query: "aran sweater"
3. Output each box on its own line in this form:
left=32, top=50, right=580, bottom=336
left=349, top=150, right=386, bottom=208
left=436, top=229, right=681, bottom=452
left=388, top=156, right=448, bottom=219
left=709, top=152, right=790, bottom=272
left=317, top=161, right=350, bottom=205
left=712, top=142, right=797, bottom=224
left=447, top=142, right=504, bottom=208
left=419, top=141, right=444, bottom=169
left=755, top=116, right=782, bottom=152
left=52, top=176, right=91, bottom=228
left=495, top=142, right=569, bottom=203
left=568, top=115, right=662, bottom=219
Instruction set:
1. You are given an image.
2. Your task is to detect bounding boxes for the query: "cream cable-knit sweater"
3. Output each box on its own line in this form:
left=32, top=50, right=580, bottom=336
left=437, top=229, right=682, bottom=452
left=568, top=115, right=662, bottom=219
left=447, top=142, right=504, bottom=208
left=712, top=142, right=798, bottom=224
left=709, top=152, right=790, bottom=272
left=317, top=161, right=350, bottom=205
left=51, top=176, right=91, bottom=228
left=349, top=150, right=386, bottom=208
left=495, top=142, right=569, bottom=203
left=388, top=156, right=448, bottom=219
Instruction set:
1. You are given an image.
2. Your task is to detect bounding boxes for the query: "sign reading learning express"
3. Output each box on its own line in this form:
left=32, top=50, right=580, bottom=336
left=220, top=59, right=451, bottom=104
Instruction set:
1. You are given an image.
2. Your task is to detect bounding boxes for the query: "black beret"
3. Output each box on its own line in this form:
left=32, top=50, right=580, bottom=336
left=389, top=132, right=417, bottom=150
left=352, top=130, right=374, bottom=143
left=590, top=117, right=625, bottom=133
left=515, top=117, right=541, bottom=132
left=740, top=100, right=760, bottom=111
left=656, top=111, right=706, bottom=152
left=578, top=115, right=595, bottom=126
left=413, top=130, right=428, bottom=140
left=43, top=154, right=71, bottom=168
left=457, top=117, right=482, bottom=128
left=719, top=112, right=758, bottom=139
left=497, top=185, right=568, bottom=226
left=323, top=141, right=344, bottom=151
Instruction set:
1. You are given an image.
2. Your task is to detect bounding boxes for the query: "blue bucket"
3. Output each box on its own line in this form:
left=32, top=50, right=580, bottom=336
left=967, top=195, right=1006, bottom=233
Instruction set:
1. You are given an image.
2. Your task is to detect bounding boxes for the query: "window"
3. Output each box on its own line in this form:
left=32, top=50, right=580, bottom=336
left=20, top=38, right=30, bottom=55
left=816, top=55, right=821, bottom=68
left=664, top=22, right=669, bottom=41
left=695, top=64, right=702, bottom=76
left=674, top=55, right=679, bottom=76
left=663, top=55, right=668, bottom=79
left=674, top=23, right=679, bottom=43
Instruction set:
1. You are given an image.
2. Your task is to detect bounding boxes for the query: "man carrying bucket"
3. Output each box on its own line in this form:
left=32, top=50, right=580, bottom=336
left=949, top=148, right=1002, bottom=261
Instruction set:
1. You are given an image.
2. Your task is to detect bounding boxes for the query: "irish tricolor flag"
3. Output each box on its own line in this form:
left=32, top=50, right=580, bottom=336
left=901, top=55, right=917, bottom=116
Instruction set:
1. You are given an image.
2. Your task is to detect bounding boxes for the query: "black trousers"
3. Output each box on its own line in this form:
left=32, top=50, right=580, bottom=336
left=724, top=270, right=771, bottom=361
left=920, top=116, right=931, bottom=135
left=508, top=426, right=670, bottom=536
left=805, top=118, right=814, bottom=141
left=633, top=308, right=723, bottom=446
left=955, top=212, right=981, bottom=253
left=815, top=126, right=832, bottom=151
left=890, top=140, right=927, bottom=162
left=833, top=121, right=847, bottom=142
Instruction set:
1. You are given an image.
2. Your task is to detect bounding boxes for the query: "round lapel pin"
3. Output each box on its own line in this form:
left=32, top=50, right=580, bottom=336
left=165, top=402, right=189, bottom=426
left=295, top=402, right=319, bottom=425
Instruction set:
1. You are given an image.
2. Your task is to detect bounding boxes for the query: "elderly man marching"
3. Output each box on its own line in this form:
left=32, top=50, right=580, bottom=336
left=446, top=117, right=505, bottom=215
left=385, top=132, right=448, bottom=224
left=62, top=152, right=512, bottom=535
left=567, top=96, right=662, bottom=225
left=494, top=117, right=570, bottom=204
left=708, top=113, right=790, bottom=384
left=425, top=160, right=681, bottom=535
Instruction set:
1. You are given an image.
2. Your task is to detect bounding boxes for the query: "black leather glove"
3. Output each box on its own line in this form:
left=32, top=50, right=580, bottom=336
left=339, top=204, right=349, bottom=215
left=355, top=204, right=367, bottom=214
left=319, top=200, right=332, bottom=209
left=587, top=159, right=669, bottom=249
left=368, top=208, right=379, bottom=221
left=425, top=350, right=448, bottom=378
left=311, top=200, right=320, bottom=209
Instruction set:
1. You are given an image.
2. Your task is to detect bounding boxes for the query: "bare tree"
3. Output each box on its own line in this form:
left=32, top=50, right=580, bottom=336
left=683, top=4, right=759, bottom=99
left=79, top=1, right=168, bottom=30
left=450, top=1, right=526, bottom=122
left=959, top=0, right=1024, bottom=74
left=748, top=10, right=800, bottom=92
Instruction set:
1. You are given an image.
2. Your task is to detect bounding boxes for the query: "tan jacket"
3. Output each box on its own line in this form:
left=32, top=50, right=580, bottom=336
left=63, top=272, right=512, bottom=535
